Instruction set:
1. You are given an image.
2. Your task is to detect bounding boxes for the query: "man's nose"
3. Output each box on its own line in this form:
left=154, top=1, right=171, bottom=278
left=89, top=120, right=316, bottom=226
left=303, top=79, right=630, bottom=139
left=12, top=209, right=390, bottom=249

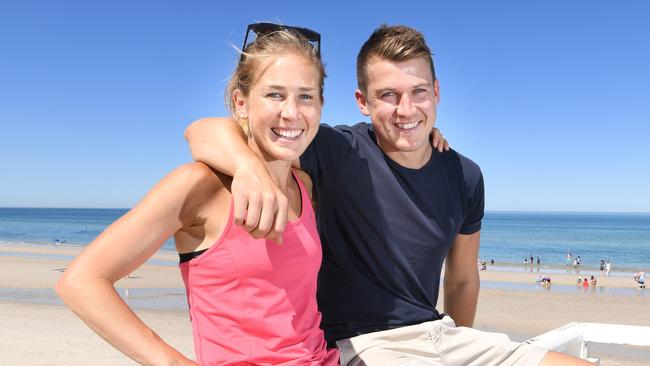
left=396, top=93, right=415, bottom=117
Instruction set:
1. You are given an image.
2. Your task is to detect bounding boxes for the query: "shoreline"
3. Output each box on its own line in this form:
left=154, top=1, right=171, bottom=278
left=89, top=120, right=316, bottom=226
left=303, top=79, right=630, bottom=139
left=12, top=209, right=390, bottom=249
left=2, top=240, right=646, bottom=274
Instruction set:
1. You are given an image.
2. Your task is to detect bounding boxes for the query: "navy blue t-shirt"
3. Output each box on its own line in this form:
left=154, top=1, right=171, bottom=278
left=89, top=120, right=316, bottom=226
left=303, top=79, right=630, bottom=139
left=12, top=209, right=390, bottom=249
left=300, top=123, right=484, bottom=343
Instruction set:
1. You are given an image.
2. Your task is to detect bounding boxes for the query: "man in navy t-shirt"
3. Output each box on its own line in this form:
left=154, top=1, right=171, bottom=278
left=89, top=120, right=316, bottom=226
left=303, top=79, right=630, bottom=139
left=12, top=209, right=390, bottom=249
left=186, top=24, right=588, bottom=366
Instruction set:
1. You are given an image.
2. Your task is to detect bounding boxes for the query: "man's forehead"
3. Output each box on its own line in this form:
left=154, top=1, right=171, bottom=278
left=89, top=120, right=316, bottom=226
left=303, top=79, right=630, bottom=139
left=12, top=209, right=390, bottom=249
left=366, top=57, right=434, bottom=88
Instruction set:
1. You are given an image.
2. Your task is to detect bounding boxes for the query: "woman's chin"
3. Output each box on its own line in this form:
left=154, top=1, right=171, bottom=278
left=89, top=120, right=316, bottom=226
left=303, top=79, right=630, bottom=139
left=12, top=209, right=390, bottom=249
left=265, top=147, right=303, bottom=163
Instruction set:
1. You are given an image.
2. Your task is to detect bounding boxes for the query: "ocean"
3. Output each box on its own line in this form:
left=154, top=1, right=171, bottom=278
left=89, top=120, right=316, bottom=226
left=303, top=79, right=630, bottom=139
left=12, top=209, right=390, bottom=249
left=1, top=208, right=648, bottom=271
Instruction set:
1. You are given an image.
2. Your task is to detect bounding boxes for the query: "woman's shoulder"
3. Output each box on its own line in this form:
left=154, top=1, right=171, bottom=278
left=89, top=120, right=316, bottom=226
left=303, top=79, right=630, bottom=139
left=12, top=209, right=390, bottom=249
left=164, top=163, right=232, bottom=224
left=161, top=163, right=231, bottom=204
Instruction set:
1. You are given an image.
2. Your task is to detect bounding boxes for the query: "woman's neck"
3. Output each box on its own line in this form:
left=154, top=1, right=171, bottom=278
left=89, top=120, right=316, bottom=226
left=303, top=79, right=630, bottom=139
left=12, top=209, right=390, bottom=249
left=248, top=139, right=293, bottom=191
left=265, top=160, right=294, bottom=191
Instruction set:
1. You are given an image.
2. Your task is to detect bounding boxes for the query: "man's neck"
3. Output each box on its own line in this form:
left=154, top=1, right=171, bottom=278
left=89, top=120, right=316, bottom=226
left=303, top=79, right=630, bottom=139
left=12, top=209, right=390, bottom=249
left=380, top=143, right=433, bottom=169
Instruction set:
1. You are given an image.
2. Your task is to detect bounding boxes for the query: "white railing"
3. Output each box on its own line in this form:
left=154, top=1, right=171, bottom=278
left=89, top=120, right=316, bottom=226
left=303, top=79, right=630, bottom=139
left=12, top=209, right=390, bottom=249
left=527, top=322, right=650, bottom=364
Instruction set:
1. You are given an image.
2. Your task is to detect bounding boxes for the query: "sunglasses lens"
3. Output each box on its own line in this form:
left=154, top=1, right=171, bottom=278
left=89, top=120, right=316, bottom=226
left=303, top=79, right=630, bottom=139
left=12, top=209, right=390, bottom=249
left=294, top=28, right=320, bottom=42
left=241, top=23, right=321, bottom=61
left=250, top=23, right=280, bottom=36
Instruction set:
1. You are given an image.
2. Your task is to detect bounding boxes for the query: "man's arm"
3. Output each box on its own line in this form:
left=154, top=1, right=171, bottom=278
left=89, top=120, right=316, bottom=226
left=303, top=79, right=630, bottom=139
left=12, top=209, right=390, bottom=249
left=185, top=118, right=448, bottom=241
left=443, top=231, right=481, bottom=327
left=185, top=117, right=289, bottom=242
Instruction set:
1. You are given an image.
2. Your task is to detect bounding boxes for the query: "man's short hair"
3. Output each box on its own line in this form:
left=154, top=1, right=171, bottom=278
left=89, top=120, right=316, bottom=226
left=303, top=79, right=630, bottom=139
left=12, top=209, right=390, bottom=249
left=356, top=24, right=436, bottom=93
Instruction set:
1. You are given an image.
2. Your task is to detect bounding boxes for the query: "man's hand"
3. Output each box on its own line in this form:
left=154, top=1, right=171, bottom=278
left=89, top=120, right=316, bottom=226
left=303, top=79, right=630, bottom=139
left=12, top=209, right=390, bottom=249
left=432, top=127, right=450, bottom=152
left=232, top=160, right=288, bottom=244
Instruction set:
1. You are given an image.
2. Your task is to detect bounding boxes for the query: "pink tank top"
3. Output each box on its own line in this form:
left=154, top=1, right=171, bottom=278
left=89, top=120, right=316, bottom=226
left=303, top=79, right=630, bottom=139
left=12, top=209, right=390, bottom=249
left=180, top=171, right=339, bottom=365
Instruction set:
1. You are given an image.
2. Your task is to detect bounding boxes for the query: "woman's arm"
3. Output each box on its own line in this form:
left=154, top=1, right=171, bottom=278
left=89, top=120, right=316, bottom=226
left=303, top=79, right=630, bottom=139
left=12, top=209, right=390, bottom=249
left=55, top=164, right=218, bottom=366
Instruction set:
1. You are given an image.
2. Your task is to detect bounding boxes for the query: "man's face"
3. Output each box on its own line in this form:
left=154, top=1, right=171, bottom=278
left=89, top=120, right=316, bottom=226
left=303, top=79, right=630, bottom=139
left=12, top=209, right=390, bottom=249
left=355, top=56, right=439, bottom=158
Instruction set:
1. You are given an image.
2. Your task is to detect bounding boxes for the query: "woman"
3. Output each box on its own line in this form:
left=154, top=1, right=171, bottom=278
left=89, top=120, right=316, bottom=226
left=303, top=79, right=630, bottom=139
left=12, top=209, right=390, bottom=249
left=56, top=23, right=338, bottom=365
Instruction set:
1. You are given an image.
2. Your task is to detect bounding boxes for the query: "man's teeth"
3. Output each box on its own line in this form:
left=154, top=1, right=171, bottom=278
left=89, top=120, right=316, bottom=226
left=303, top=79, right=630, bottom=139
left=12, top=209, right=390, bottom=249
left=272, top=128, right=303, bottom=139
left=396, top=122, right=419, bottom=130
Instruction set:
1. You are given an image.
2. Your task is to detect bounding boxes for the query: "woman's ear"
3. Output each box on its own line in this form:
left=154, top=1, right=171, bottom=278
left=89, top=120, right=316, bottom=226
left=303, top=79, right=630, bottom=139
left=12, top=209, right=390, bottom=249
left=233, top=89, right=247, bottom=119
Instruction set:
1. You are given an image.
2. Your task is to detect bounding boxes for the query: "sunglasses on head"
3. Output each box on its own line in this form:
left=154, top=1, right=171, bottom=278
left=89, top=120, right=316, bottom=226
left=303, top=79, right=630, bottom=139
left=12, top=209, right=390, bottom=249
left=240, top=22, right=321, bottom=62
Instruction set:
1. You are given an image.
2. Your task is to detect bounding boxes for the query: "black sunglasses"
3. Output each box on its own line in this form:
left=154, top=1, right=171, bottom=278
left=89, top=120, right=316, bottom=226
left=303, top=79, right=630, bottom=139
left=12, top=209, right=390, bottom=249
left=240, top=22, right=321, bottom=62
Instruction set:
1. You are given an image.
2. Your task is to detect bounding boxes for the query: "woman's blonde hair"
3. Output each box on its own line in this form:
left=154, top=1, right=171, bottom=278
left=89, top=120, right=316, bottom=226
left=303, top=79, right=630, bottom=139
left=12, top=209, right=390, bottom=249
left=225, top=27, right=326, bottom=133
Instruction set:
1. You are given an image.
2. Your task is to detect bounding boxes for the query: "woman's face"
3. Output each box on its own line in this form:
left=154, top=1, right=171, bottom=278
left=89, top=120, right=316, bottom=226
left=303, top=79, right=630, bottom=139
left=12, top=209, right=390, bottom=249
left=238, top=53, right=322, bottom=162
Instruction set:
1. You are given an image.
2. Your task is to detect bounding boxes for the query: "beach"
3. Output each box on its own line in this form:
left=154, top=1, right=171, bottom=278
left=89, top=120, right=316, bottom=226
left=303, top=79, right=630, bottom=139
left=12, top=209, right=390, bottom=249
left=1, top=244, right=649, bottom=365
left=0, top=244, right=194, bottom=366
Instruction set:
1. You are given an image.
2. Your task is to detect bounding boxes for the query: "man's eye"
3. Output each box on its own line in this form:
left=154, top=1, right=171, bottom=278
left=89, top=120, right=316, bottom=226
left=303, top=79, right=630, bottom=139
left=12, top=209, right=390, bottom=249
left=413, top=88, right=427, bottom=94
left=266, top=92, right=282, bottom=99
left=299, top=94, right=314, bottom=100
left=380, top=92, right=395, bottom=98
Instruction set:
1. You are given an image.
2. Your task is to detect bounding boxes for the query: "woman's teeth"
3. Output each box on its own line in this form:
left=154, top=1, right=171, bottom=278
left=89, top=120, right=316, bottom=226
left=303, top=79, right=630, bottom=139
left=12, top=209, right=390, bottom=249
left=272, top=128, right=303, bottom=139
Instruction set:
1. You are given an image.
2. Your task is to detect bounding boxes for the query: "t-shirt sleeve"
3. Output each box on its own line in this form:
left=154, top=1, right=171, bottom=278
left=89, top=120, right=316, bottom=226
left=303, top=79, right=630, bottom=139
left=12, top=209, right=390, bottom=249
left=299, top=124, right=354, bottom=189
left=460, top=164, right=485, bottom=235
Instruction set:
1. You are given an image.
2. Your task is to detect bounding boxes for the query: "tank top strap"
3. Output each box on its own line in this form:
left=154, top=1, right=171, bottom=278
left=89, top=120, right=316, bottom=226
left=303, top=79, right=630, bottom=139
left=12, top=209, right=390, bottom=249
left=291, top=169, right=312, bottom=221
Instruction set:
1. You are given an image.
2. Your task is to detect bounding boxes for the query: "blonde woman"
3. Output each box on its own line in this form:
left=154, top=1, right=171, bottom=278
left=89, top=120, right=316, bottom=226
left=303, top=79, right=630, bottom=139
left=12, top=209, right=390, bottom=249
left=57, top=23, right=338, bottom=365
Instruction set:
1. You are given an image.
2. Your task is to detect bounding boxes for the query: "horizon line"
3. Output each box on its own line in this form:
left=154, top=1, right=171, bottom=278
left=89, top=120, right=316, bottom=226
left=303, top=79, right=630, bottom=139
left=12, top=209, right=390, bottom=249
left=1, top=206, right=649, bottom=215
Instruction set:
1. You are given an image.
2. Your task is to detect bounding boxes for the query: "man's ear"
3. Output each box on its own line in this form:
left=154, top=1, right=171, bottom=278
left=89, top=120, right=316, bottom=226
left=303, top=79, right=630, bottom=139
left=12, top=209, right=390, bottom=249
left=355, top=89, right=370, bottom=116
left=433, top=79, right=440, bottom=106
left=233, top=89, right=248, bottom=119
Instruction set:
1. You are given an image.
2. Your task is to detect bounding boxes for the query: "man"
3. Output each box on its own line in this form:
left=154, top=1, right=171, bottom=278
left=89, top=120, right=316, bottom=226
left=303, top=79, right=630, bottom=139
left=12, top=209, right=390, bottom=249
left=186, top=24, right=588, bottom=366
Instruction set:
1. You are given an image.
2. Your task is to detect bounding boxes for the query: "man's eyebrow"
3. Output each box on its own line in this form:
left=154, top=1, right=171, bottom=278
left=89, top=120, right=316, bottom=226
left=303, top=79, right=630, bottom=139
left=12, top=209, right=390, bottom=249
left=374, top=83, right=433, bottom=93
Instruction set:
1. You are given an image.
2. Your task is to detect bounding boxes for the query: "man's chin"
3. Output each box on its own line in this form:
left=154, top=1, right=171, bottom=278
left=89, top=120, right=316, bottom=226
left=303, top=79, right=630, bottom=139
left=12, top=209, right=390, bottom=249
left=395, top=138, right=430, bottom=152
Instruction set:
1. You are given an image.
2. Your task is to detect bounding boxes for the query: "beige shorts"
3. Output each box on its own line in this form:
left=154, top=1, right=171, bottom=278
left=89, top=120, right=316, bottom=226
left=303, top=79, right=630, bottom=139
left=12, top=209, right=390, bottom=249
left=336, top=316, right=547, bottom=366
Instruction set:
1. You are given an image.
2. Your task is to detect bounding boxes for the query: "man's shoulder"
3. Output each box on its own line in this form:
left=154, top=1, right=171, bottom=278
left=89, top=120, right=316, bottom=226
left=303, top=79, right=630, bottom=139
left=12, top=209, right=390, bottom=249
left=313, top=122, right=372, bottom=148
left=438, top=149, right=482, bottom=183
left=439, top=148, right=479, bottom=170
left=319, top=121, right=371, bottom=134
left=453, top=149, right=481, bottom=173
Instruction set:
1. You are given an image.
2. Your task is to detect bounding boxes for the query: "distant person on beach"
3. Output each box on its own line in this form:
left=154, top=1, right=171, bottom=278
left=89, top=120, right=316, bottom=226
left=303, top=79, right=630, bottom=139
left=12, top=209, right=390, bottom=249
left=600, top=259, right=605, bottom=274
left=638, top=272, right=646, bottom=289
left=566, top=252, right=572, bottom=265
left=590, top=275, right=597, bottom=287
left=56, top=24, right=339, bottom=365
left=606, top=260, right=612, bottom=277
left=537, top=256, right=541, bottom=265
left=186, top=24, right=589, bottom=366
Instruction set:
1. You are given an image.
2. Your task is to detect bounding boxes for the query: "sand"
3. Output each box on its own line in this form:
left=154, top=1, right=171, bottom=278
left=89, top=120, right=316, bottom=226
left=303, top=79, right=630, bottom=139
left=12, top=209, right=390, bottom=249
left=1, top=244, right=648, bottom=365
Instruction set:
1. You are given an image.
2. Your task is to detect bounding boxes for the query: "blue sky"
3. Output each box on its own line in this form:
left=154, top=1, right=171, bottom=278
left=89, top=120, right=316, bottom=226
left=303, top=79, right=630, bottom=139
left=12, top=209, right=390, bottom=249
left=1, top=1, right=649, bottom=212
